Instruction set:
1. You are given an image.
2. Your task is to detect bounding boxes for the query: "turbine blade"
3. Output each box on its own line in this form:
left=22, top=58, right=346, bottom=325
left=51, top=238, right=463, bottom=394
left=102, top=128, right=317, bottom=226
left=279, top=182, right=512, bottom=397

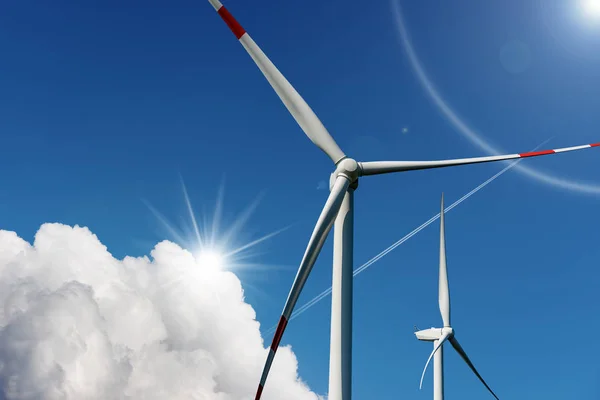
left=207, top=0, right=346, bottom=164
left=439, top=194, right=450, bottom=327
left=255, top=175, right=350, bottom=399
left=419, top=332, right=450, bottom=389
left=449, top=336, right=500, bottom=400
left=359, top=142, right=600, bottom=176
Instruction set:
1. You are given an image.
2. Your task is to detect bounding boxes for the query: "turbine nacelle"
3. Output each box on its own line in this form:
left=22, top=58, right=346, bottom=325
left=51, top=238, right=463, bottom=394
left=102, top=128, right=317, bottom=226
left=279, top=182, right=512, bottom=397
left=415, top=327, right=454, bottom=342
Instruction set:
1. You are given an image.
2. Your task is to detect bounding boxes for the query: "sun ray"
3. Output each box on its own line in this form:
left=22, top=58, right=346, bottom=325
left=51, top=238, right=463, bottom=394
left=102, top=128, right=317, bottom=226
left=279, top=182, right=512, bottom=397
left=146, top=178, right=289, bottom=282
left=233, top=279, right=274, bottom=302
left=178, top=214, right=194, bottom=242
left=142, top=199, right=189, bottom=246
left=224, top=225, right=291, bottom=258
left=179, top=175, right=204, bottom=249
left=228, top=262, right=296, bottom=272
left=220, top=190, right=266, bottom=249
left=211, top=175, right=226, bottom=248
left=201, top=204, right=210, bottom=245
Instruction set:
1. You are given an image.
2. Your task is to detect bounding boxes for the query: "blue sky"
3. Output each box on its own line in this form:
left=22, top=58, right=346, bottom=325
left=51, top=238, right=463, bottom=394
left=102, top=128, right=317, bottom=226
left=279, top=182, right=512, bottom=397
left=1, top=0, right=599, bottom=398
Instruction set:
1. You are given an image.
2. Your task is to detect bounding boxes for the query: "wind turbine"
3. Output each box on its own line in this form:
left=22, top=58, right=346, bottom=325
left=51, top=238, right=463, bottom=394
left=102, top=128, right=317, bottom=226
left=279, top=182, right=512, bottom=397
left=206, top=1, right=599, bottom=398
left=415, top=194, right=499, bottom=400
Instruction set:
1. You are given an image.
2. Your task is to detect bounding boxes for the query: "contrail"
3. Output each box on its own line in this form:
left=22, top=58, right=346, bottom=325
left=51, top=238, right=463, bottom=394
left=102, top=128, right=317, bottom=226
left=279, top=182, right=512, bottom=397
left=264, top=139, right=550, bottom=335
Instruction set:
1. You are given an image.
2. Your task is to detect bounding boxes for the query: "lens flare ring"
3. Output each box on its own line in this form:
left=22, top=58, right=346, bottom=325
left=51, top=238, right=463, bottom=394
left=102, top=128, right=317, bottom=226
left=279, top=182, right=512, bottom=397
left=391, top=0, right=600, bottom=195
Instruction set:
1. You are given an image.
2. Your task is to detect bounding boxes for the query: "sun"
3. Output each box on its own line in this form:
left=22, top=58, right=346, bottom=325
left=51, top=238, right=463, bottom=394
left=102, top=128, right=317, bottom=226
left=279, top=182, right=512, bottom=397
left=145, top=176, right=291, bottom=279
left=582, top=0, right=600, bottom=18
left=194, top=249, right=225, bottom=271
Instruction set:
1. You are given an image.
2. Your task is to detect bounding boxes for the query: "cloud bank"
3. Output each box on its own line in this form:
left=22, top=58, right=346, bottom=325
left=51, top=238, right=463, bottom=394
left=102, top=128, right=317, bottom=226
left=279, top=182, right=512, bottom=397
left=0, top=223, right=320, bottom=400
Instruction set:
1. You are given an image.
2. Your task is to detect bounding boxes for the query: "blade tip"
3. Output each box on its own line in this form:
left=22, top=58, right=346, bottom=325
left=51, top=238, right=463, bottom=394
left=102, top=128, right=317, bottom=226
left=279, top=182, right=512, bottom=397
left=208, top=0, right=222, bottom=11
left=518, top=149, right=555, bottom=158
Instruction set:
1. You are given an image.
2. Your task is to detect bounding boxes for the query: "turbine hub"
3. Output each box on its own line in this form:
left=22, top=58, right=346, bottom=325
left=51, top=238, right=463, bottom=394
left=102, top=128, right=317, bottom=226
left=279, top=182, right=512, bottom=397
left=442, top=326, right=454, bottom=337
left=415, top=327, right=443, bottom=341
left=332, top=158, right=360, bottom=187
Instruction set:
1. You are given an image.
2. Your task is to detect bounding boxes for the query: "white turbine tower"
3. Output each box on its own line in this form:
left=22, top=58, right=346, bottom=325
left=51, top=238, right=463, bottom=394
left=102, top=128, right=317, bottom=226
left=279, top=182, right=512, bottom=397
left=206, top=1, right=599, bottom=399
left=415, top=194, right=499, bottom=400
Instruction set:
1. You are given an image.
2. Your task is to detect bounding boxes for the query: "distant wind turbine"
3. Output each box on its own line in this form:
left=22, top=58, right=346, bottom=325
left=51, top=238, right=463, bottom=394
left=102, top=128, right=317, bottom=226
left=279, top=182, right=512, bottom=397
left=415, top=194, right=499, bottom=400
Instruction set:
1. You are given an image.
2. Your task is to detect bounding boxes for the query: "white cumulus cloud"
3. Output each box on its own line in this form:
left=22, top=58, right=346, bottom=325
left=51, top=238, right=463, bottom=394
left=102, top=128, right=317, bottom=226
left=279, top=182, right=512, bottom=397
left=0, top=224, right=320, bottom=400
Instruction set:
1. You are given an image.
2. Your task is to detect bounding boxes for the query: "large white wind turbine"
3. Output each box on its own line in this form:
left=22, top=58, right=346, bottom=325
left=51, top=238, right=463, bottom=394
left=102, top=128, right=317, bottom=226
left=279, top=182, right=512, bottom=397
left=206, top=1, right=599, bottom=398
left=415, top=194, right=499, bottom=400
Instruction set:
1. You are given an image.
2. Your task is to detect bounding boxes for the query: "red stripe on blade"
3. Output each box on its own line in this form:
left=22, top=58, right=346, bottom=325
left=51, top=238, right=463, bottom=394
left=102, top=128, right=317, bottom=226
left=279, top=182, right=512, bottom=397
left=519, top=149, right=555, bottom=158
left=591, top=143, right=600, bottom=147
left=217, top=6, right=246, bottom=39
left=271, top=315, right=288, bottom=351
left=255, top=384, right=264, bottom=400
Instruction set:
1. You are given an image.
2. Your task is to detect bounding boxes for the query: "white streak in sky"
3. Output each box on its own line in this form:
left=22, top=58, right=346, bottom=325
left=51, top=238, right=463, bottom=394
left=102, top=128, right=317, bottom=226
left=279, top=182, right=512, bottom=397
left=265, top=137, right=551, bottom=334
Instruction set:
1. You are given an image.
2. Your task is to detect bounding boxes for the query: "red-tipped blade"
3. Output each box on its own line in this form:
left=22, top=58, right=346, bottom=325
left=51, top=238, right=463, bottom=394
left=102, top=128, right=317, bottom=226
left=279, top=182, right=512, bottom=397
left=252, top=176, right=350, bottom=399
left=207, top=0, right=346, bottom=164
left=215, top=5, right=245, bottom=39
left=255, top=385, right=263, bottom=400
left=359, top=142, right=600, bottom=176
